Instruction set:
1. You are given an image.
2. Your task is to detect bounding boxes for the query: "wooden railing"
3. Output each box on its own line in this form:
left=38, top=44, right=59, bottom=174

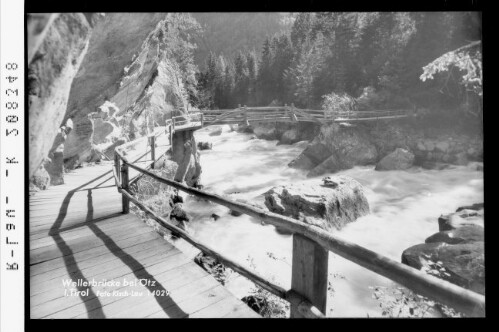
left=202, top=104, right=411, bottom=125
left=112, top=112, right=485, bottom=318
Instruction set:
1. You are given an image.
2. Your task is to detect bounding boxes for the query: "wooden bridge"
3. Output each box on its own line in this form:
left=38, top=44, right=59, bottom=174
left=200, top=104, right=412, bottom=126
left=30, top=109, right=485, bottom=319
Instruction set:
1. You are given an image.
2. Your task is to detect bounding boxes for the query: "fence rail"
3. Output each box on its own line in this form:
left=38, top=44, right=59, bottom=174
left=201, top=104, right=412, bottom=125
left=112, top=110, right=485, bottom=318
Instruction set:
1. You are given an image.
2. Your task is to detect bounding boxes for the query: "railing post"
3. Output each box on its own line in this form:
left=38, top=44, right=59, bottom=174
left=114, top=151, right=121, bottom=186
left=290, top=103, right=297, bottom=122
left=121, top=162, right=129, bottom=214
left=290, top=233, right=329, bottom=318
left=150, top=135, right=156, bottom=169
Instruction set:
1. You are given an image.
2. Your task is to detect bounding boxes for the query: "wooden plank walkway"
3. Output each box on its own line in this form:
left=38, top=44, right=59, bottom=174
left=29, top=161, right=260, bottom=318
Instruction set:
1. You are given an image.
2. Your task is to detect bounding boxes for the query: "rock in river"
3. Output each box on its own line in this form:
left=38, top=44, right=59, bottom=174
left=375, top=148, right=415, bottom=171
left=401, top=203, right=485, bottom=295
left=263, top=176, right=369, bottom=232
left=402, top=242, right=484, bottom=295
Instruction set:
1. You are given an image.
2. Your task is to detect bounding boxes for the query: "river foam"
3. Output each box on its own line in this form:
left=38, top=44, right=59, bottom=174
left=181, top=125, right=483, bottom=317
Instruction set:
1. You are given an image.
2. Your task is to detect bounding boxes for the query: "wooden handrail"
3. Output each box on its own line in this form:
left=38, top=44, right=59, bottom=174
left=113, top=109, right=484, bottom=318
left=114, top=158, right=485, bottom=317
left=119, top=188, right=325, bottom=318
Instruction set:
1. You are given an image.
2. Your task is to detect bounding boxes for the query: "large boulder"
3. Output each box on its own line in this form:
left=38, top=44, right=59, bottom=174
left=401, top=242, right=485, bottom=295
left=279, top=128, right=300, bottom=145
left=375, top=148, right=415, bottom=171
left=253, top=123, right=278, bottom=140
left=263, top=176, right=369, bottom=232
left=401, top=203, right=485, bottom=296
left=289, top=142, right=331, bottom=171
left=290, top=124, right=377, bottom=176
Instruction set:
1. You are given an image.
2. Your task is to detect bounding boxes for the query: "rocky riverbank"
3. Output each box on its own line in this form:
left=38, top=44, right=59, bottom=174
left=401, top=203, right=484, bottom=295
left=243, top=119, right=482, bottom=177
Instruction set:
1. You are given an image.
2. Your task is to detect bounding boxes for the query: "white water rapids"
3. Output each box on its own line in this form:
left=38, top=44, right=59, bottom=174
left=176, top=125, right=483, bottom=317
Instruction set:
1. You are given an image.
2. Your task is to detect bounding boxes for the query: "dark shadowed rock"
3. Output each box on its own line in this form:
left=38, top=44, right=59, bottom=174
left=401, top=242, right=485, bottom=295
left=194, top=252, right=227, bottom=284
left=253, top=123, right=278, bottom=140
left=288, top=154, right=316, bottom=170
left=197, top=141, right=213, bottom=150
left=375, top=148, right=415, bottom=171
left=170, top=203, right=189, bottom=222
left=209, top=128, right=223, bottom=136
left=172, top=195, right=184, bottom=204
left=242, top=295, right=269, bottom=315
left=280, top=128, right=300, bottom=145
left=263, top=176, right=369, bottom=232
left=425, top=226, right=484, bottom=245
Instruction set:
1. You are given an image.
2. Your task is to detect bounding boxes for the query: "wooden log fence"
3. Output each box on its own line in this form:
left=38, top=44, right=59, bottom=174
left=111, top=107, right=484, bottom=318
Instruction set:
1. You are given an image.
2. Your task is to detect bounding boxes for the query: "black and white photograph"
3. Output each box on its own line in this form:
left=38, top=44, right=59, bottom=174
left=23, top=5, right=484, bottom=320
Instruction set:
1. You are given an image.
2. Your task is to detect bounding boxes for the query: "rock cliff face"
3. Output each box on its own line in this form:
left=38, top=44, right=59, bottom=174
left=29, top=13, right=201, bottom=190
left=62, top=13, right=170, bottom=165
left=28, top=13, right=93, bottom=178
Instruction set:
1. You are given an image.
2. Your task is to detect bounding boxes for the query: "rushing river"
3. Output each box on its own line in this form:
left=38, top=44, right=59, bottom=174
left=178, top=125, right=483, bottom=317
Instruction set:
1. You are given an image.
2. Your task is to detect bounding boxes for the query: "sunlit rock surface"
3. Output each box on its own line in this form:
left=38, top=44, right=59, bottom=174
left=263, top=176, right=370, bottom=232
left=63, top=13, right=168, bottom=165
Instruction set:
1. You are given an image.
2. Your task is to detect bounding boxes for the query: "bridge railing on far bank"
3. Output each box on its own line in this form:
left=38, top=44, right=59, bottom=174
left=112, top=111, right=485, bottom=318
left=201, top=104, right=411, bottom=125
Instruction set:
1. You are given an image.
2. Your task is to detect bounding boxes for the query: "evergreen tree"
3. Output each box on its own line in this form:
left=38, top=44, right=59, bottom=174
left=233, top=51, right=250, bottom=105
left=246, top=50, right=259, bottom=105
left=256, top=36, right=276, bottom=105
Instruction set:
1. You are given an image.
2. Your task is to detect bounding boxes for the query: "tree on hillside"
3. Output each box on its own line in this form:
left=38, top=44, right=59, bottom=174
left=420, top=40, right=482, bottom=115
left=246, top=50, right=259, bottom=106
left=256, top=37, right=276, bottom=105
left=233, top=51, right=250, bottom=105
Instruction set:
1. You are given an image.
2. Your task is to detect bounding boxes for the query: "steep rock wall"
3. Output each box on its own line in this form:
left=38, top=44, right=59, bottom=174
left=28, top=13, right=92, bottom=178
left=63, top=13, right=168, bottom=164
